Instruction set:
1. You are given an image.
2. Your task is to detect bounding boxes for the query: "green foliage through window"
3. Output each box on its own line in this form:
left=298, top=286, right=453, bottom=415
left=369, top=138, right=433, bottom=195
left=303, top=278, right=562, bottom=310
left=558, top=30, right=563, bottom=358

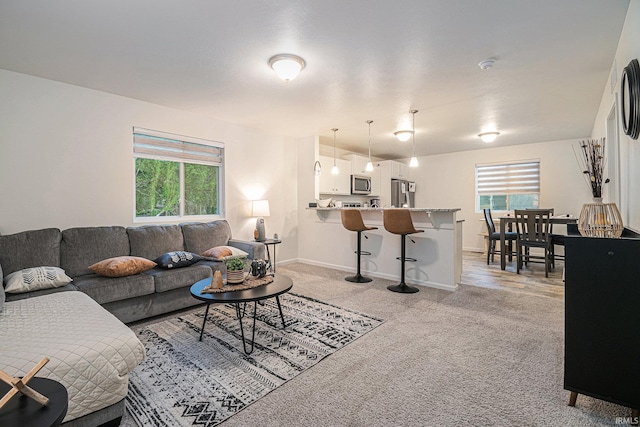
left=135, top=158, right=180, bottom=217
left=185, top=163, right=219, bottom=215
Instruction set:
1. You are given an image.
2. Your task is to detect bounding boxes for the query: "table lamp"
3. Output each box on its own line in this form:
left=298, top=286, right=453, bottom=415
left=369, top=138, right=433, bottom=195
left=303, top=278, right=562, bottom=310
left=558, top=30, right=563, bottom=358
left=252, top=200, right=270, bottom=242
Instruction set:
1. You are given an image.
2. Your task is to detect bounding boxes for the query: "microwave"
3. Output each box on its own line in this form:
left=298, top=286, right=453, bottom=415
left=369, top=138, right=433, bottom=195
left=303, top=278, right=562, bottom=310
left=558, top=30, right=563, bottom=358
left=351, top=175, right=372, bottom=195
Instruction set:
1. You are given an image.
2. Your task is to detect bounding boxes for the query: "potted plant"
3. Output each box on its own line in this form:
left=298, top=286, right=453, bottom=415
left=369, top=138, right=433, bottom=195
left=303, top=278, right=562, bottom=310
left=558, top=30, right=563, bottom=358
left=224, top=257, right=246, bottom=284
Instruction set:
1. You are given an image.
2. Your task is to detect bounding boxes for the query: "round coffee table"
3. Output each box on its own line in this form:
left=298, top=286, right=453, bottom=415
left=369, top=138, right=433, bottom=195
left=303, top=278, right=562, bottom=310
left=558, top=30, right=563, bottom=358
left=0, top=377, right=68, bottom=427
left=190, top=274, right=293, bottom=354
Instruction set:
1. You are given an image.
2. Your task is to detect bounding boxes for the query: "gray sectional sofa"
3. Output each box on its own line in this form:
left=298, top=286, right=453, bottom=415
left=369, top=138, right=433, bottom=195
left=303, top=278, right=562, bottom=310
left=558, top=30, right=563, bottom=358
left=0, top=220, right=266, bottom=323
left=0, top=219, right=264, bottom=426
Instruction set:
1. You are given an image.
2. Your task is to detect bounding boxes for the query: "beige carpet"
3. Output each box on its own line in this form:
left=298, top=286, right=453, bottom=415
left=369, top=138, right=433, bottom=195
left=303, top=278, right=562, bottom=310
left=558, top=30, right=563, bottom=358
left=122, top=262, right=629, bottom=426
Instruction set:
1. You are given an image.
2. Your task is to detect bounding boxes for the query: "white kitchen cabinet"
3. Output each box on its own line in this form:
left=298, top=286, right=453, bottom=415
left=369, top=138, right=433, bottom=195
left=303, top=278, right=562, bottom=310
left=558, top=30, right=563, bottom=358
left=391, top=160, right=408, bottom=179
left=319, top=155, right=351, bottom=195
left=342, top=153, right=371, bottom=176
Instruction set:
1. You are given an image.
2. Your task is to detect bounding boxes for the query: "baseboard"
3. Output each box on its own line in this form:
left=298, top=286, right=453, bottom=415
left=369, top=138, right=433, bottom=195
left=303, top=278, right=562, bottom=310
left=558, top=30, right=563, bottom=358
left=464, top=246, right=485, bottom=253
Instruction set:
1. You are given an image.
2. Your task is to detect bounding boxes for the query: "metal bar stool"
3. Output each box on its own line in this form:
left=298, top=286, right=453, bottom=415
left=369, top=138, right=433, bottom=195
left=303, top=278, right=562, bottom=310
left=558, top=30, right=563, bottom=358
left=383, top=209, right=424, bottom=293
left=341, top=209, right=378, bottom=283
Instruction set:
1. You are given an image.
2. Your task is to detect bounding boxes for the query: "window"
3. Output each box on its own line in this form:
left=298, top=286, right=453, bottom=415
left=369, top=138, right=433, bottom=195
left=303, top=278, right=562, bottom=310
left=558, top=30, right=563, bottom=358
left=133, top=128, right=224, bottom=220
left=476, top=160, right=540, bottom=212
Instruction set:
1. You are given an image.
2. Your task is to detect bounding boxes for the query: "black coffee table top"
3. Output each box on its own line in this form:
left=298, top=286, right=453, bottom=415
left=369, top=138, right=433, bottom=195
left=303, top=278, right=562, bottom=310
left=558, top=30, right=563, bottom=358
left=190, top=274, right=293, bottom=304
left=0, top=377, right=68, bottom=427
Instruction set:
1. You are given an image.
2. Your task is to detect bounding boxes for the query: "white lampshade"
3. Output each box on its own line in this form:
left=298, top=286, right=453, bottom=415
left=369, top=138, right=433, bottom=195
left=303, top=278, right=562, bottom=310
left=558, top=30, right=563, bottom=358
left=268, top=54, right=306, bottom=82
left=252, top=200, right=270, bottom=217
left=365, top=161, right=374, bottom=172
left=331, top=164, right=339, bottom=175
left=409, top=156, right=419, bottom=167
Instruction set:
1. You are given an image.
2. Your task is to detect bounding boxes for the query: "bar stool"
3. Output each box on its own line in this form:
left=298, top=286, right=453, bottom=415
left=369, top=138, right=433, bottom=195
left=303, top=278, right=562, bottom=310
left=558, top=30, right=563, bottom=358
left=383, top=209, right=424, bottom=293
left=341, top=209, right=378, bottom=283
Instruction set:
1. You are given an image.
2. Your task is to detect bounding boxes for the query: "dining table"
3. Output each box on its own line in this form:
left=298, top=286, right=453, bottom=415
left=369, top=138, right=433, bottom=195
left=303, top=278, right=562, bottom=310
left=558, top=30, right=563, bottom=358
left=499, top=214, right=578, bottom=270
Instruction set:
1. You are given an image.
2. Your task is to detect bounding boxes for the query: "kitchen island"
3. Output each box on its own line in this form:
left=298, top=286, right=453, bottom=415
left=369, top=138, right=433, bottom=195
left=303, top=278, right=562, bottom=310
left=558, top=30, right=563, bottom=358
left=300, top=207, right=462, bottom=291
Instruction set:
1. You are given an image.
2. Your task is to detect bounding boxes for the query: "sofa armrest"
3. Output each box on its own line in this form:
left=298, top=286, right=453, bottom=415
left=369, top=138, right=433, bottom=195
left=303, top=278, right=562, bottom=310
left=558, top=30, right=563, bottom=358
left=228, top=239, right=266, bottom=260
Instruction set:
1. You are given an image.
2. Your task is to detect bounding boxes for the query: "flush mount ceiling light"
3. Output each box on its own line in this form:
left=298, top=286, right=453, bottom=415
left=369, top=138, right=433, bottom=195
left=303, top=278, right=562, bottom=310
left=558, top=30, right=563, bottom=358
left=394, top=130, right=413, bottom=142
left=268, top=54, right=306, bottom=82
left=479, top=131, right=500, bottom=143
left=478, top=59, right=495, bottom=70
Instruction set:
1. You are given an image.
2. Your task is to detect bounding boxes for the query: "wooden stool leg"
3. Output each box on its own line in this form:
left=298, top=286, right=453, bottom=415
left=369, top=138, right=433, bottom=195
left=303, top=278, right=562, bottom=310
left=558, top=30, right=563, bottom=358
left=568, top=391, right=578, bottom=407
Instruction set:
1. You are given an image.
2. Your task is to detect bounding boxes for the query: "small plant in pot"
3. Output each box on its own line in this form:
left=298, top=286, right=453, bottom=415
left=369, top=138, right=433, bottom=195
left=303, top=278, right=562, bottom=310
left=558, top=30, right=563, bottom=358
left=224, top=257, right=247, bottom=284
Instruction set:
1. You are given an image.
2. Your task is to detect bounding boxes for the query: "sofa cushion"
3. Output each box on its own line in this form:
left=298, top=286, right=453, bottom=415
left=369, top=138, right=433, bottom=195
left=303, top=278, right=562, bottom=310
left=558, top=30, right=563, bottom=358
left=145, top=264, right=212, bottom=293
left=89, top=256, right=156, bottom=278
left=61, top=226, right=131, bottom=278
left=0, top=228, right=61, bottom=276
left=128, top=224, right=185, bottom=260
left=195, top=259, right=226, bottom=276
left=154, top=251, right=203, bottom=269
left=73, top=273, right=155, bottom=305
left=4, top=267, right=72, bottom=294
left=181, top=221, right=232, bottom=255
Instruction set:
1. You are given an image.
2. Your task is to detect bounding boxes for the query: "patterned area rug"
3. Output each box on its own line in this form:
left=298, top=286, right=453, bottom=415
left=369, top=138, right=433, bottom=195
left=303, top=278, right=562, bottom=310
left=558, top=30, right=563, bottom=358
left=125, top=293, right=384, bottom=427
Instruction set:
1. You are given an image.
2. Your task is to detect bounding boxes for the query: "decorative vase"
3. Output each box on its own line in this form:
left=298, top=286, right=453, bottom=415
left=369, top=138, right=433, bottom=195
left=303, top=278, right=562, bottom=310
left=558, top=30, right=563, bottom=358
left=578, top=198, right=623, bottom=238
left=226, top=270, right=246, bottom=284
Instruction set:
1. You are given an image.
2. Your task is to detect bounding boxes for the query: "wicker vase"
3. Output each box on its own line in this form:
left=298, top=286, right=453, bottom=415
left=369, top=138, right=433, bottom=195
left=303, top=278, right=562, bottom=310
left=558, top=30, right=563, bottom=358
left=226, top=270, right=246, bottom=284
left=578, top=198, right=623, bottom=238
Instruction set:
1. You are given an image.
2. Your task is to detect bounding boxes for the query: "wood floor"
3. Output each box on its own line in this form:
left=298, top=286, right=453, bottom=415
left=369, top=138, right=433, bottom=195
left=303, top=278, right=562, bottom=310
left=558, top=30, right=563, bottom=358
left=461, top=250, right=565, bottom=299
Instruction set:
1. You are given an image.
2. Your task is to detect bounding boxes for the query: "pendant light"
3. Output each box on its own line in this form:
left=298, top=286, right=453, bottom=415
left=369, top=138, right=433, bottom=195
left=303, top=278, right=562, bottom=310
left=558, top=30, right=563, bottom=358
left=331, top=128, right=339, bottom=175
left=409, top=110, right=419, bottom=167
left=365, top=120, right=374, bottom=172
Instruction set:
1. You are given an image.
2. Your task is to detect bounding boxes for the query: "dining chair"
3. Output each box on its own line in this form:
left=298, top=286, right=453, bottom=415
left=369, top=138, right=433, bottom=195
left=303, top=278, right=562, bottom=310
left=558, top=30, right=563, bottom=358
left=483, top=208, right=517, bottom=265
left=514, top=209, right=553, bottom=277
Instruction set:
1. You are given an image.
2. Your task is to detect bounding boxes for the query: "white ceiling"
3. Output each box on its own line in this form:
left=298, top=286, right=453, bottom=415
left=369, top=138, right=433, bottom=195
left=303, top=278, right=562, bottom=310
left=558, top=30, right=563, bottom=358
left=0, top=0, right=630, bottom=159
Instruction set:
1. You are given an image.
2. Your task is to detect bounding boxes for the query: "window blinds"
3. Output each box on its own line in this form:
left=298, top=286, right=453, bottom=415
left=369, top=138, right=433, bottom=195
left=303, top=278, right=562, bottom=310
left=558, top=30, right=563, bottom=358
left=476, top=161, right=540, bottom=195
left=133, top=127, right=223, bottom=166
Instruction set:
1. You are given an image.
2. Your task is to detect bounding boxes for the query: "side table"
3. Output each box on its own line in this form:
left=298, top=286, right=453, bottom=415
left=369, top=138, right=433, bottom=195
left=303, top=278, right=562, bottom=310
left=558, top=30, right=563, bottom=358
left=262, top=238, right=282, bottom=272
left=0, top=377, right=68, bottom=427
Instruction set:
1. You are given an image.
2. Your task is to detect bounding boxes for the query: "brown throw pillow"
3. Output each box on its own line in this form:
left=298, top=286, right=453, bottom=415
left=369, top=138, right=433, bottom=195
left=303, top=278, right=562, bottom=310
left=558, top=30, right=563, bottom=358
left=89, top=256, right=156, bottom=278
left=201, top=246, right=233, bottom=260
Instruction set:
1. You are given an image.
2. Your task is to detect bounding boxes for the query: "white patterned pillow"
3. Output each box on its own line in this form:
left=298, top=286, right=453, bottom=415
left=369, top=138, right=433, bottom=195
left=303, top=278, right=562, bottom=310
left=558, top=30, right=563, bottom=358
left=4, top=266, right=73, bottom=294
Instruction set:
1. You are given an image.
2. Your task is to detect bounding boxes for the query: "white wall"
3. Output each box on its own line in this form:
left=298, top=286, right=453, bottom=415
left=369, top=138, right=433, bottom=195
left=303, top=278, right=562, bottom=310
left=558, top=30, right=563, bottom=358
left=592, top=0, right=640, bottom=231
left=397, top=139, right=589, bottom=252
left=0, top=70, right=299, bottom=262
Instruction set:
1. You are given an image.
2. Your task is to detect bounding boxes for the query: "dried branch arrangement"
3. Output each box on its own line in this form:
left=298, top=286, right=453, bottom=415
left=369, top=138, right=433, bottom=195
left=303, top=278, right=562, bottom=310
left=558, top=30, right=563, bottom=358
left=573, top=138, right=609, bottom=198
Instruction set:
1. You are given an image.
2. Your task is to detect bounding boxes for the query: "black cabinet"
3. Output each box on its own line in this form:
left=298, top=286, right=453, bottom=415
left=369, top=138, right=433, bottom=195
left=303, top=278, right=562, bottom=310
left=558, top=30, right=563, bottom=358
left=564, top=233, right=640, bottom=412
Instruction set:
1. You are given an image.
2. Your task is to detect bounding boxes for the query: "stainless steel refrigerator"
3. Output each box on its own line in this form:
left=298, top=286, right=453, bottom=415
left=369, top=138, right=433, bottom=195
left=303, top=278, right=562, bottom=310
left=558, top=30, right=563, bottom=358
left=391, top=179, right=416, bottom=208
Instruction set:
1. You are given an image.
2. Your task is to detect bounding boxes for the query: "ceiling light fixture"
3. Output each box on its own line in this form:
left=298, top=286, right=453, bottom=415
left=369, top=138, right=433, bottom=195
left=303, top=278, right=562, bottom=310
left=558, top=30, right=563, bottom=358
left=394, top=130, right=413, bottom=142
left=365, top=120, right=374, bottom=172
left=409, top=110, right=419, bottom=168
left=478, top=59, right=495, bottom=70
left=268, top=54, right=306, bottom=82
left=479, top=131, right=500, bottom=143
left=331, top=128, right=339, bottom=175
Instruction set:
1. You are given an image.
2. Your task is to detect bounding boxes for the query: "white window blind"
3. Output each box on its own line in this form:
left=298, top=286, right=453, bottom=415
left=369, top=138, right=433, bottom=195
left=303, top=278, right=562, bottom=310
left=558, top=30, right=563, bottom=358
left=133, top=127, right=223, bottom=166
left=476, top=161, right=540, bottom=195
